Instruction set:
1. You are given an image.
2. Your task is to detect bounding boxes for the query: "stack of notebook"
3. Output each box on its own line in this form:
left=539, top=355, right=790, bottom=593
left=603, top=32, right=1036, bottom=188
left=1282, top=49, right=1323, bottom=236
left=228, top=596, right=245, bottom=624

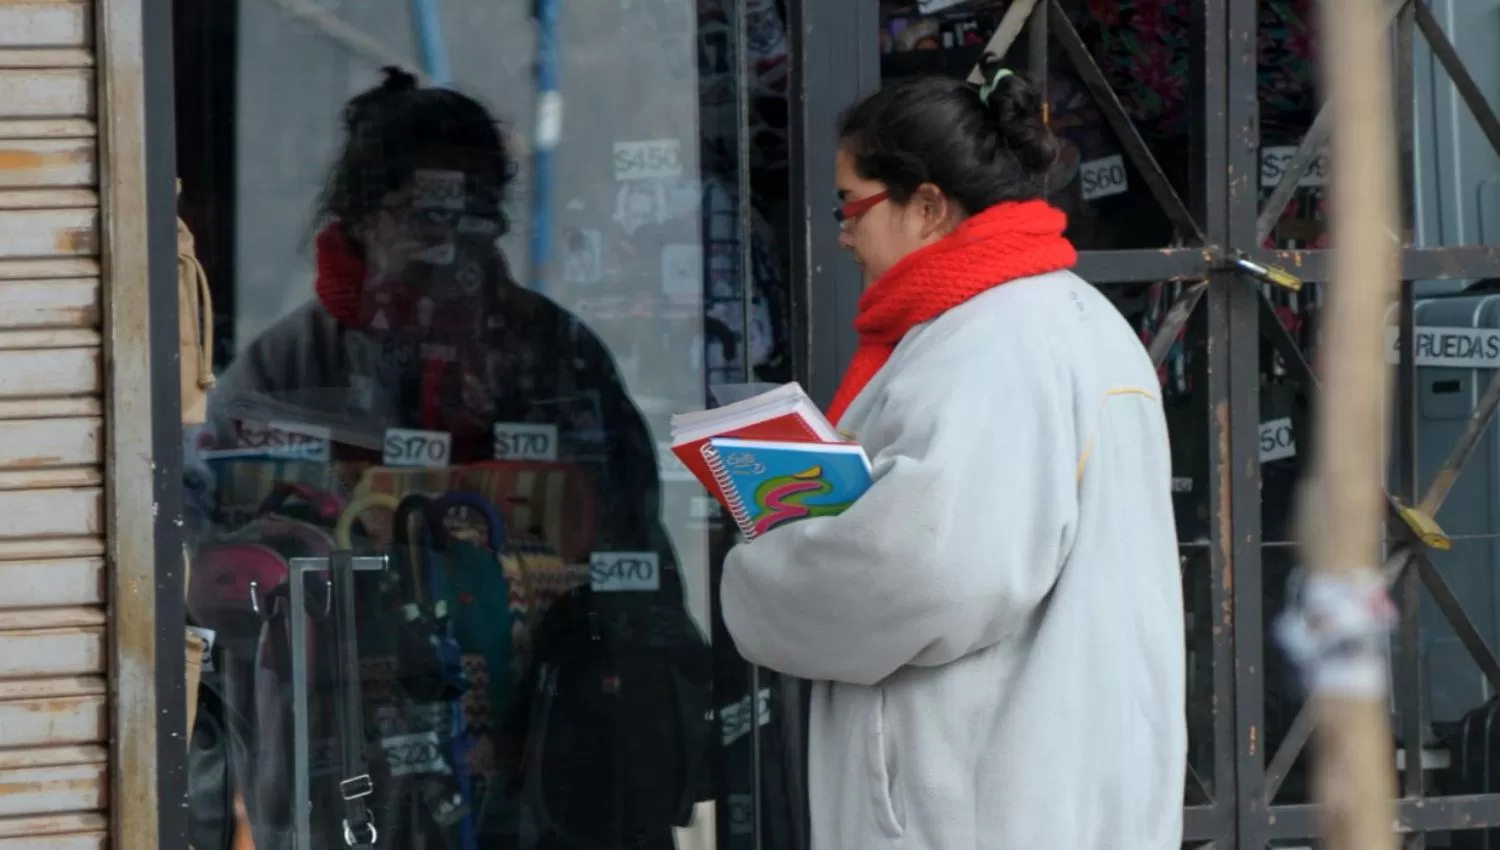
left=670, top=383, right=872, bottom=540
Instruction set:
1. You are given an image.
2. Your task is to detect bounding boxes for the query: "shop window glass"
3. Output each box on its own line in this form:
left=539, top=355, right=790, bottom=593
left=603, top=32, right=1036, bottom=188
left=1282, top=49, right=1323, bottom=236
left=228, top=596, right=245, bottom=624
left=172, top=0, right=802, bottom=847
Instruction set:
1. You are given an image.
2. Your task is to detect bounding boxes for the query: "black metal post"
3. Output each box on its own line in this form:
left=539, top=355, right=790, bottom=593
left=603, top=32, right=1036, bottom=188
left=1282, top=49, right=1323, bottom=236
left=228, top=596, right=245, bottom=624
left=145, top=0, right=190, bottom=841
left=1188, top=1, right=1237, bottom=845
left=1223, top=0, right=1267, bottom=846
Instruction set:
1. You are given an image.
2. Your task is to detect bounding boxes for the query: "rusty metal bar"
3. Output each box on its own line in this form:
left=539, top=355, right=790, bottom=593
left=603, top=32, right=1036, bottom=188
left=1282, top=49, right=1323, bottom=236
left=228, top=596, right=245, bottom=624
left=1183, top=804, right=1227, bottom=842
left=1394, top=8, right=1424, bottom=834
left=1186, top=761, right=1213, bottom=806
left=1267, top=794, right=1500, bottom=838
left=1257, top=292, right=1451, bottom=544
left=1028, top=0, right=1047, bottom=200
left=1418, top=364, right=1500, bottom=515
left=1192, top=0, right=1235, bottom=841
left=1075, top=249, right=1212, bottom=283
left=1262, top=549, right=1420, bottom=806
left=1412, top=550, right=1500, bottom=693
left=1046, top=0, right=1204, bottom=243
left=1412, top=0, right=1500, bottom=161
left=1255, top=106, right=1330, bottom=245
left=1254, top=0, right=1410, bottom=245
left=1255, top=245, right=1500, bottom=282
left=1263, top=707, right=1312, bottom=805
left=1148, top=281, right=1209, bottom=369
left=1396, top=285, right=1425, bottom=836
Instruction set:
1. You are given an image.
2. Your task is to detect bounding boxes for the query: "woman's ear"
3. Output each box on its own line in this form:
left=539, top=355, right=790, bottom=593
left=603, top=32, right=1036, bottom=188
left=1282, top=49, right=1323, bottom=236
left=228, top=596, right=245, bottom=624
left=913, top=182, right=955, bottom=238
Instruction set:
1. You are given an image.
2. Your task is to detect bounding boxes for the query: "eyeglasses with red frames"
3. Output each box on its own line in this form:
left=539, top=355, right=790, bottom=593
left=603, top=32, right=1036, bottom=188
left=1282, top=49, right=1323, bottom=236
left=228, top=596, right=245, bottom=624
left=833, top=190, right=890, bottom=225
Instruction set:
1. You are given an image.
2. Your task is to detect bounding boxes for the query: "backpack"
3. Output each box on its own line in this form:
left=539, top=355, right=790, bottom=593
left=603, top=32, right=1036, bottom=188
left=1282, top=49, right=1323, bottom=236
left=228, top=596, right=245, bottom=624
left=517, top=578, right=713, bottom=849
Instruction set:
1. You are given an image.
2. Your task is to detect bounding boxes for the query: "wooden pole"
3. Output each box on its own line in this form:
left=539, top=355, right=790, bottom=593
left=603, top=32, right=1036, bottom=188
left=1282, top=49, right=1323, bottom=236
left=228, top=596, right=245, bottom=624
left=1298, top=0, right=1400, bottom=846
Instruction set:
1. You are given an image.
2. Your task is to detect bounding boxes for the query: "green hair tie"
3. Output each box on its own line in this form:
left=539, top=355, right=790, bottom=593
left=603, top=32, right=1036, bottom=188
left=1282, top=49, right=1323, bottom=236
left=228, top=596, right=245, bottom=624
left=978, top=68, right=1014, bottom=105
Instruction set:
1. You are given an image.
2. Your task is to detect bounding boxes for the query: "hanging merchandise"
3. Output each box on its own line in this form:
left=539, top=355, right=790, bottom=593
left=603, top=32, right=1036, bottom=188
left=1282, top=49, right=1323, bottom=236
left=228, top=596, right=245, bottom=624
left=188, top=643, right=255, bottom=850
left=353, top=460, right=597, bottom=565
left=389, top=493, right=480, bottom=850
left=516, top=575, right=715, bottom=849
left=698, top=179, right=792, bottom=385
left=328, top=552, right=378, bottom=849
left=1067, top=0, right=1317, bottom=140
left=179, top=182, right=217, bottom=426
left=1133, top=279, right=1194, bottom=399
left=188, top=483, right=344, bottom=655
left=199, top=487, right=457, bottom=849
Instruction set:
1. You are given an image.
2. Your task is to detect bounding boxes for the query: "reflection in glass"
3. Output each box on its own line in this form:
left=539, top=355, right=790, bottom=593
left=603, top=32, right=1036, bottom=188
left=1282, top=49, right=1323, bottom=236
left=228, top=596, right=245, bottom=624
left=176, top=0, right=796, bottom=845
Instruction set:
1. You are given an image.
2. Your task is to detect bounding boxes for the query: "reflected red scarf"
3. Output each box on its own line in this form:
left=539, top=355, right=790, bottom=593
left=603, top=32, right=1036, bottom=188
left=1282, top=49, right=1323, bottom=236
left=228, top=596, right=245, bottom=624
left=826, top=200, right=1078, bottom=424
left=314, top=224, right=371, bottom=327
left=313, top=222, right=474, bottom=432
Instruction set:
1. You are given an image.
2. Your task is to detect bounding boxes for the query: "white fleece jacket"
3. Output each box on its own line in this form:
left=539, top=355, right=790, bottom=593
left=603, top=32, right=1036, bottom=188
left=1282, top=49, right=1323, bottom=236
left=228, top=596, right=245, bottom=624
left=721, top=270, right=1185, bottom=850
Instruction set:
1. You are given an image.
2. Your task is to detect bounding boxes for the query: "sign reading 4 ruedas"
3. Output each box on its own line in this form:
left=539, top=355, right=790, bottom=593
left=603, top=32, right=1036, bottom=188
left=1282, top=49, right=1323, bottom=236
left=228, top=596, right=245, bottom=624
left=1386, top=326, right=1500, bottom=369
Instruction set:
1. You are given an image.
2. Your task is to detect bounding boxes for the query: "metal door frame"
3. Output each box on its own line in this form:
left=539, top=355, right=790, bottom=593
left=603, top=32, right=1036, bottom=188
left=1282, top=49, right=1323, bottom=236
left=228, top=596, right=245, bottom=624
left=791, top=1, right=1500, bottom=847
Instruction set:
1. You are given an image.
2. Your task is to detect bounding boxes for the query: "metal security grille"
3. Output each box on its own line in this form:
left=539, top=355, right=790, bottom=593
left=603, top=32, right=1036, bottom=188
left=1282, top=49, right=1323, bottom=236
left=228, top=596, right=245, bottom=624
left=791, top=1, right=1500, bottom=847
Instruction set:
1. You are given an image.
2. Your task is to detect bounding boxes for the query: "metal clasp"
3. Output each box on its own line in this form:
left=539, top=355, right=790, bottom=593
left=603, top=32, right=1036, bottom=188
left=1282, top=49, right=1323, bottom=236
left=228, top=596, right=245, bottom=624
left=340, top=773, right=374, bottom=800
left=1229, top=252, right=1304, bottom=292
left=343, top=819, right=378, bottom=847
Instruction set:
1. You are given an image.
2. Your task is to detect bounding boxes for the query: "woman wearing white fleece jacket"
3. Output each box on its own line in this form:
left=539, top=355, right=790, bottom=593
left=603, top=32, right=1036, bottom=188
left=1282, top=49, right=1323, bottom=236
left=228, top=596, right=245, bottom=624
left=720, top=59, right=1186, bottom=850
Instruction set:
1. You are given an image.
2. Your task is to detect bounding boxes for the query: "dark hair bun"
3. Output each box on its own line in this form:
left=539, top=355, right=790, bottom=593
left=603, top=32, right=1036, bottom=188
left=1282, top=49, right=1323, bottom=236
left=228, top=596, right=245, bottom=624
left=343, top=66, right=419, bottom=133
left=378, top=65, right=419, bottom=94
left=975, top=54, right=1058, bottom=177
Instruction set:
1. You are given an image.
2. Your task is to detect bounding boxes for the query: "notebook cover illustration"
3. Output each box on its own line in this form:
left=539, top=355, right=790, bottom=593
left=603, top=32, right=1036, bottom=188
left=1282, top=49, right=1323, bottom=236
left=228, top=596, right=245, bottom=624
left=703, top=437, right=872, bottom=540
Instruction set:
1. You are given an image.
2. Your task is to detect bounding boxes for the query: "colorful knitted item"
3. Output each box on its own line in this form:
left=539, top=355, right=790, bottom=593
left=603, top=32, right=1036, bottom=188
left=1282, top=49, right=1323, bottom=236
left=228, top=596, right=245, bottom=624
left=827, top=200, right=1077, bottom=423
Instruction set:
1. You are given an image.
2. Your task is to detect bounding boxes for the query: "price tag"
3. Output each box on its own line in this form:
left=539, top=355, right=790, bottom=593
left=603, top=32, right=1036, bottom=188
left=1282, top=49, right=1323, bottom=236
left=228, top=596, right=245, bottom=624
left=589, top=551, right=660, bottom=593
left=187, top=625, right=216, bottom=670
left=1172, top=477, right=1193, bottom=493
left=727, top=793, right=755, bottom=838
left=1258, top=417, right=1297, bottom=463
left=380, top=731, right=448, bottom=777
left=493, top=422, right=559, bottom=462
left=411, top=169, right=467, bottom=210
left=1080, top=154, right=1128, bottom=201
left=383, top=428, right=452, bottom=468
left=1259, top=146, right=1329, bottom=188
left=720, top=688, right=772, bottom=746
left=231, top=420, right=331, bottom=462
left=614, top=139, right=683, bottom=181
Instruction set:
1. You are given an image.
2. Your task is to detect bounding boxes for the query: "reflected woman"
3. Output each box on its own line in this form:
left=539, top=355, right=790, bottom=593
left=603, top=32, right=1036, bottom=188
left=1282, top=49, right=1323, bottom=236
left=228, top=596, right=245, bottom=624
left=203, top=68, right=709, bottom=850
left=720, top=58, right=1186, bottom=850
left=210, top=67, right=663, bottom=552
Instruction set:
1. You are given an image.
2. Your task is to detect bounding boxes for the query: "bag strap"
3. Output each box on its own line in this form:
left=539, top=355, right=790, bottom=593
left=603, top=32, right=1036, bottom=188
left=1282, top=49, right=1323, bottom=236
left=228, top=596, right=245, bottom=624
left=392, top=494, right=436, bottom=608
left=177, top=181, right=215, bottom=426
left=330, top=552, right=376, bottom=847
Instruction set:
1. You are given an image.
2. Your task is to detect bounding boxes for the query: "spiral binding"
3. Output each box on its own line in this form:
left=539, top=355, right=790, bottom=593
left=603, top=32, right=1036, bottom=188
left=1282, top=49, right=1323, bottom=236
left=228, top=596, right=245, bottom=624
left=701, top=442, right=756, bottom=539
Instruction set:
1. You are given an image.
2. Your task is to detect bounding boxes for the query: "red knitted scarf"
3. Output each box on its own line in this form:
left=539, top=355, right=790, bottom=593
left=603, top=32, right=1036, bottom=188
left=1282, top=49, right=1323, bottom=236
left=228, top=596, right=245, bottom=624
left=826, top=200, right=1078, bottom=424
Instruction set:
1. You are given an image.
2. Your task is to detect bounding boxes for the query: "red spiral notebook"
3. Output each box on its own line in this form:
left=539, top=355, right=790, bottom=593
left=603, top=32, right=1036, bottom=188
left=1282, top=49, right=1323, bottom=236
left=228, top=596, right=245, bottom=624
left=669, top=382, right=846, bottom=503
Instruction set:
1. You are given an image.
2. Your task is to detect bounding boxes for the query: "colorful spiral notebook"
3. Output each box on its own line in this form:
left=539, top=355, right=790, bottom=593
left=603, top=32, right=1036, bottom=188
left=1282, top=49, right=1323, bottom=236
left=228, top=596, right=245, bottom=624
left=702, top=437, right=872, bottom=540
